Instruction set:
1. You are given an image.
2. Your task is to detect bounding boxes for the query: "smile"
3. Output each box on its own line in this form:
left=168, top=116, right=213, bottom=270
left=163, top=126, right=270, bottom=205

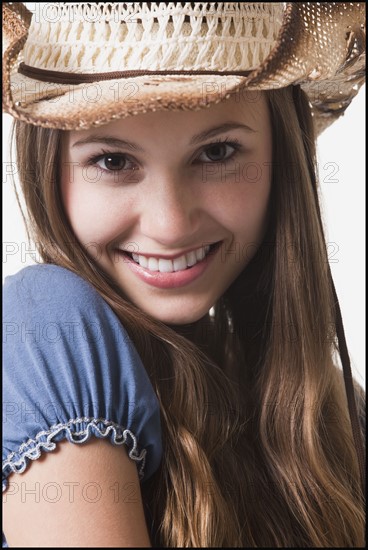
left=130, top=244, right=211, bottom=273
left=117, top=242, right=222, bottom=289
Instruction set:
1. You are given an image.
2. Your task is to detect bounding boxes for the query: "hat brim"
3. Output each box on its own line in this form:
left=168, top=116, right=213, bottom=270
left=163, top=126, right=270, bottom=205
left=6, top=69, right=251, bottom=130
left=2, top=2, right=366, bottom=136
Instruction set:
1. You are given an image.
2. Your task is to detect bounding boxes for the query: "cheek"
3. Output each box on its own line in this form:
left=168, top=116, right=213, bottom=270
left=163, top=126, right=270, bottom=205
left=207, top=163, right=272, bottom=238
left=234, top=179, right=271, bottom=236
left=202, top=130, right=272, bottom=232
left=60, top=172, right=132, bottom=246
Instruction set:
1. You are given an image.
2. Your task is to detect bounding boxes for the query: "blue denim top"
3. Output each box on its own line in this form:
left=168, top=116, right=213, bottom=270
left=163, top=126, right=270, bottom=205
left=2, top=264, right=163, bottom=547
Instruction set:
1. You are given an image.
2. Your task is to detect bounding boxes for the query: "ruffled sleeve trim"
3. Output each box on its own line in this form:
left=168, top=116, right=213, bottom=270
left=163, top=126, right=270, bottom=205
left=2, top=417, right=146, bottom=492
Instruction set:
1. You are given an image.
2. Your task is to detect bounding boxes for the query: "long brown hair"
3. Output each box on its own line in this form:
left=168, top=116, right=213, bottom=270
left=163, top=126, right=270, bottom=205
left=11, top=85, right=365, bottom=546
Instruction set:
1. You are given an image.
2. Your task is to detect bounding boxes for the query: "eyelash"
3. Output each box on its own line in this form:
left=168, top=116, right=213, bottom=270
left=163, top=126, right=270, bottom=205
left=85, top=137, right=243, bottom=175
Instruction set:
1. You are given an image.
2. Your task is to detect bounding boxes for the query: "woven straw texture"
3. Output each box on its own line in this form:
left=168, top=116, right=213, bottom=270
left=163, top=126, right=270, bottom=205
left=23, top=3, right=284, bottom=72
left=2, top=2, right=366, bottom=135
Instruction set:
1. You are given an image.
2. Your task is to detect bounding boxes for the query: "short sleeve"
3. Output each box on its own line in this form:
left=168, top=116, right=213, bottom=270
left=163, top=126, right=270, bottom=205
left=2, top=264, right=163, bottom=494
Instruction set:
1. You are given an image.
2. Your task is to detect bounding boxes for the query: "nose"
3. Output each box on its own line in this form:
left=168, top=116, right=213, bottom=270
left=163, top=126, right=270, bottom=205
left=139, top=170, right=200, bottom=248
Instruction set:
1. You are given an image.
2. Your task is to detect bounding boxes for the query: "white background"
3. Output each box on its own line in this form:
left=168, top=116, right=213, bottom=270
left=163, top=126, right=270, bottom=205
left=2, top=85, right=365, bottom=387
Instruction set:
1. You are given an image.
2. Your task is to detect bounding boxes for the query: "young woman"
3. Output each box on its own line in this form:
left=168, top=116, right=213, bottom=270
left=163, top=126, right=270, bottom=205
left=3, top=3, right=365, bottom=547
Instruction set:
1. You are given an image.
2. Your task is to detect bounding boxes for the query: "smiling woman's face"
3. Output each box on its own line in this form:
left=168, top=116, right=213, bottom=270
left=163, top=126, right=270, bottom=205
left=61, top=93, right=272, bottom=324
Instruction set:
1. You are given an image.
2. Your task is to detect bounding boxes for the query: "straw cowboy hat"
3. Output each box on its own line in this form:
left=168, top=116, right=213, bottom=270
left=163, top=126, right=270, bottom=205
left=2, top=2, right=365, bottom=135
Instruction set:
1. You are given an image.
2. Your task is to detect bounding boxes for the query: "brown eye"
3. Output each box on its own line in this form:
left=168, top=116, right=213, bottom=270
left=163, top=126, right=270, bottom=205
left=197, top=142, right=240, bottom=163
left=205, top=144, right=228, bottom=162
left=92, top=152, right=138, bottom=173
left=101, top=154, right=127, bottom=171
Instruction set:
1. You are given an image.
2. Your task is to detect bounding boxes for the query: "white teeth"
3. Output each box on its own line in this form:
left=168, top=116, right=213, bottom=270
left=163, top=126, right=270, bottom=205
left=158, top=258, right=174, bottom=272
left=128, top=244, right=214, bottom=272
left=195, top=247, right=205, bottom=261
left=148, top=257, right=159, bottom=271
left=173, top=255, right=187, bottom=271
left=138, top=254, right=148, bottom=268
left=186, top=250, right=197, bottom=266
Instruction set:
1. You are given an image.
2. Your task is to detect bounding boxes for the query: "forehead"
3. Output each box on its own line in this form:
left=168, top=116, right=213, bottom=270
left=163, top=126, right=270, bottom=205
left=67, top=91, right=269, bottom=144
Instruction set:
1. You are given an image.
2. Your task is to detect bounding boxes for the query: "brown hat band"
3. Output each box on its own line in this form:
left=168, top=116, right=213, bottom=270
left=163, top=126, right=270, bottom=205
left=18, top=62, right=253, bottom=85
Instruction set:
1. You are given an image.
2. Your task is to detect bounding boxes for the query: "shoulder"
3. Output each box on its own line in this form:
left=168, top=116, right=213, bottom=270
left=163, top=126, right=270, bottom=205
left=3, top=263, right=128, bottom=350
left=3, top=262, right=94, bottom=292
left=3, top=264, right=162, bottom=491
left=3, top=263, right=106, bottom=316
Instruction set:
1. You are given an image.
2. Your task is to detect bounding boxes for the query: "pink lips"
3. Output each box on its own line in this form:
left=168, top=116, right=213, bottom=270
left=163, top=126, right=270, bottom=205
left=116, top=244, right=220, bottom=289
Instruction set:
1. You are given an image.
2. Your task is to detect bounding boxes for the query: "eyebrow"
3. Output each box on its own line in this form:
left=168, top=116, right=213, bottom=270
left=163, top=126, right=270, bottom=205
left=189, top=122, right=256, bottom=145
left=71, top=122, right=256, bottom=151
left=72, top=135, right=145, bottom=152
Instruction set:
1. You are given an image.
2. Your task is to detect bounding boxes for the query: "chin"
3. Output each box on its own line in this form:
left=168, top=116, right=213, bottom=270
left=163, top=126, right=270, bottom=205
left=141, top=301, right=212, bottom=326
